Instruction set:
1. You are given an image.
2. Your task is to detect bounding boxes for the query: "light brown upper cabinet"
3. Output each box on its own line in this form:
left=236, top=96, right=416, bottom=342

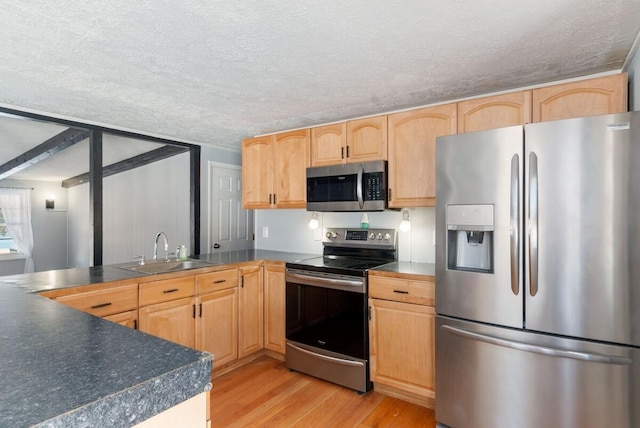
left=532, top=73, right=627, bottom=123
left=346, top=115, right=388, bottom=163
left=310, top=116, right=388, bottom=166
left=387, top=104, right=457, bottom=208
left=242, top=130, right=309, bottom=209
left=310, top=123, right=347, bottom=166
left=242, top=135, right=273, bottom=209
left=457, top=91, right=532, bottom=133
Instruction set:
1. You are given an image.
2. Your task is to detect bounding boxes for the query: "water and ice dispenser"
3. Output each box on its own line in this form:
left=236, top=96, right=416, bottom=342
left=446, top=204, right=494, bottom=273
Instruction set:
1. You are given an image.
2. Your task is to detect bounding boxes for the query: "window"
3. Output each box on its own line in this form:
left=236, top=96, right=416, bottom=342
left=0, top=208, right=17, bottom=254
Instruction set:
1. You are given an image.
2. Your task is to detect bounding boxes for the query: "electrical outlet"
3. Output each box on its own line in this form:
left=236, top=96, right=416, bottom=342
left=262, top=226, right=269, bottom=238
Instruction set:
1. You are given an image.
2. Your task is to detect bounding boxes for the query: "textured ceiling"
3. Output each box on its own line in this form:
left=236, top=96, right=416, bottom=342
left=1, top=0, right=640, bottom=158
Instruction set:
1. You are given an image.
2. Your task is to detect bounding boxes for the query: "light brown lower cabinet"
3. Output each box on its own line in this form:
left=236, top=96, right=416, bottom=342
left=263, top=264, right=286, bottom=354
left=103, top=310, right=138, bottom=329
left=48, top=282, right=139, bottom=329
left=238, top=265, right=264, bottom=358
left=139, top=297, right=197, bottom=349
left=368, top=274, right=436, bottom=408
left=138, top=275, right=197, bottom=348
left=196, top=288, right=238, bottom=367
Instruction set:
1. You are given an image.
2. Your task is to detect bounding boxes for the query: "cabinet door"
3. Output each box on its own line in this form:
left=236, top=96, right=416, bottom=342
left=103, top=310, right=138, bottom=330
left=139, top=297, right=196, bottom=349
left=310, top=123, right=347, bottom=166
left=369, top=298, right=435, bottom=399
left=242, top=135, right=274, bottom=209
left=388, top=104, right=456, bottom=207
left=532, top=73, right=627, bottom=122
left=273, top=130, right=310, bottom=208
left=197, top=288, right=238, bottom=368
left=346, top=115, right=388, bottom=162
left=457, top=91, right=531, bottom=133
left=263, top=264, right=286, bottom=354
left=238, top=265, right=264, bottom=357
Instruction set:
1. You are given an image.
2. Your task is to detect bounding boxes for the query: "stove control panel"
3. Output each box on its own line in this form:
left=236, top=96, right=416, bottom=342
left=323, top=228, right=397, bottom=249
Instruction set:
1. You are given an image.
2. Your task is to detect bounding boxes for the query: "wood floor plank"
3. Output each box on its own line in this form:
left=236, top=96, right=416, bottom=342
left=295, top=387, right=386, bottom=428
left=210, top=355, right=436, bottom=428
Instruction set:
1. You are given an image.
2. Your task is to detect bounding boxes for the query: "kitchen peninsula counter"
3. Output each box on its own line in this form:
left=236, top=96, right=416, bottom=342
left=0, top=283, right=212, bottom=427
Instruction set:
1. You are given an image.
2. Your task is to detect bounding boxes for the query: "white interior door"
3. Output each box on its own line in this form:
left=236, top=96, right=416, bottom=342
left=209, top=163, right=253, bottom=252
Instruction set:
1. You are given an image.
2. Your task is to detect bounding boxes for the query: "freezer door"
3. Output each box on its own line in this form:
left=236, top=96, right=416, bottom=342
left=436, top=126, right=523, bottom=327
left=525, top=112, right=640, bottom=346
left=436, top=316, right=639, bottom=428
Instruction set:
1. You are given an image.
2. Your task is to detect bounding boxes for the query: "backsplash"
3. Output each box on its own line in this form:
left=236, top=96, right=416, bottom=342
left=254, top=208, right=436, bottom=263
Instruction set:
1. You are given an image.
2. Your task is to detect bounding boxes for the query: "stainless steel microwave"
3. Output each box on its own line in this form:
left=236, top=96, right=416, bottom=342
left=306, top=161, right=387, bottom=211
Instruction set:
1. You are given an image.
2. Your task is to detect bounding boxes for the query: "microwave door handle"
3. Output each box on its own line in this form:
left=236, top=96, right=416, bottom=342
left=357, top=165, right=364, bottom=209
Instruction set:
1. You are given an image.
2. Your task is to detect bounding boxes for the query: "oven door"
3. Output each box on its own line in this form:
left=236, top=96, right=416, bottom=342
left=285, top=269, right=372, bottom=392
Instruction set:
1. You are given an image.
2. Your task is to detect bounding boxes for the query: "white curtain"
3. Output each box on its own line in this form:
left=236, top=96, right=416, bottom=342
left=0, top=188, right=35, bottom=273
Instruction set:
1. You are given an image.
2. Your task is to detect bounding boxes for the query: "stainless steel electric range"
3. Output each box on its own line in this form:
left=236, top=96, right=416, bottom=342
left=285, top=227, right=397, bottom=393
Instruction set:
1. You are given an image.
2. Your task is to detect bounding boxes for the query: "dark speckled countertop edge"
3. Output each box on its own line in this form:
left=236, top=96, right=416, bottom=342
left=37, top=355, right=213, bottom=428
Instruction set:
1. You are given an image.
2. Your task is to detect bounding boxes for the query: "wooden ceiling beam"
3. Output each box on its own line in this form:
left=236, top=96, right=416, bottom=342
left=61, top=144, right=189, bottom=188
left=0, top=128, right=89, bottom=180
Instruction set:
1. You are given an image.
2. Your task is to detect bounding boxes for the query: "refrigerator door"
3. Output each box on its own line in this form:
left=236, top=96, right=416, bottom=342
left=524, top=112, right=640, bottom=346
left=436, top=126, right=523, bottom=328
left=436, top=315, right=639, bottom=428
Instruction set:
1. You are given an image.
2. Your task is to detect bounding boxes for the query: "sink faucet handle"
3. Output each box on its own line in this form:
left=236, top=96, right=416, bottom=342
left=133, top=255, right=145, bottom=265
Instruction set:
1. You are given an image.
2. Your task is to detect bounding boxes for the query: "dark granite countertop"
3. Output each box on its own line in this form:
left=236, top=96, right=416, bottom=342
left=0, top=266, right=147, bottom=293
left=193, top=249, right=318, bottom=265
left=372, top=261, right=436, bottom=278
left=0, top=284, right=212, bottom=427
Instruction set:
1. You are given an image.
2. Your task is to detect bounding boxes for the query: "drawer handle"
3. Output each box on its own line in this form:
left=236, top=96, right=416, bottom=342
left=90, top=302, right=112, bottom=309
left=213, top=279, right=226, bottom=284
left=393, top=290, right=409, bottom=294
left=163, top=288, right=179, bottom=294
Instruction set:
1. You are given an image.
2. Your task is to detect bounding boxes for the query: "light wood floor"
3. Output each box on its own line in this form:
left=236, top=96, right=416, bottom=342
left=210, top=356, right=436, bottom=427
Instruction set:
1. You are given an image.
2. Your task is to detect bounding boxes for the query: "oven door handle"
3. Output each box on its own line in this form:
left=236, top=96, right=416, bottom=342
left=286, top=271, right=364, bottom=291
left=287, top=342, right=365, bottom=368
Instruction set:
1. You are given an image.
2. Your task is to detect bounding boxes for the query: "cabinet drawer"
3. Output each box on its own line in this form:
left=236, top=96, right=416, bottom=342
left=56, top=283, right=138, bottom=317
left=196, top=268, right=238, bottom=294
left=369, top=276, right=435, bottom=306
left=139, top=276, right=195, bottom=306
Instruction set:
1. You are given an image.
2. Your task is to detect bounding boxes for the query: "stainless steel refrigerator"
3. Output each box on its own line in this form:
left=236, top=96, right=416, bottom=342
left=435, top=111, right=640, bottom=428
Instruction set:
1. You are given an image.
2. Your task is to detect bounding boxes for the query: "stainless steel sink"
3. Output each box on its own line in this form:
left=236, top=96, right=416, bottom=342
left=114, top=259, right=210, bottom=275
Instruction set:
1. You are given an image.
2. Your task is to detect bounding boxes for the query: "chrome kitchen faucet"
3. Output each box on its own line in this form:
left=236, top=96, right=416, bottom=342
left=153, top=232, right=169, bottom=261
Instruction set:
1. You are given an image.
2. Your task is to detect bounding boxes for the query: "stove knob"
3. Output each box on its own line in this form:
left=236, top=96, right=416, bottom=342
left=325, top=231, right=333, bottom=239
left=369, top=232, right=376, bottom=240
left=376, top=233, right=383, bottom=240
left=384, top=233, right=391, bottom=241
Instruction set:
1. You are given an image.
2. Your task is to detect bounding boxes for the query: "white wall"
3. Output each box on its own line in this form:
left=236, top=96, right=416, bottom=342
left=0, top=178, right=68, bottom=274
left=626, top=38, right=640, bottom=109
left=67, top=152, right=192, bottom=267
left=255, top=208, right=436, bottom=263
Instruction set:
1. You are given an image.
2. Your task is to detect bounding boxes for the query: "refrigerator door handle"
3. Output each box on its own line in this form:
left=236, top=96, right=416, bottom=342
left=510, top=154, right=519, bottom=295
left=441, top=325, right=632, bottom=365
left=528, top=152, right=539, bottom=296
